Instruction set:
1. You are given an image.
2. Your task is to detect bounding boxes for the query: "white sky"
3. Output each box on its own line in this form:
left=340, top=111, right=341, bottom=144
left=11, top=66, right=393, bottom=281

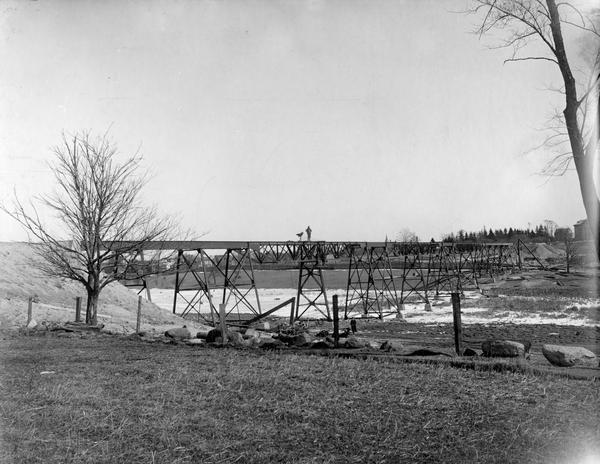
left=0, top=0, right=595, bottom=242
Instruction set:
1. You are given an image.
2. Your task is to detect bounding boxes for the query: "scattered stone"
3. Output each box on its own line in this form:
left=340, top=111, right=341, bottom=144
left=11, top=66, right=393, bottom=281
left=206, top=329, right=222, bottom=343
left=165, top=326, right=192, bottom=340
left=196, top=328, right=211, bottom=339
left=344, top=335, right=364, bottom=349
left=315, top=329, right=329, bottom=338
left=185, top=338, right=205, bottom=345
left=227, top=331, right=244, bottom=346
left=311, top=339, right=335, bottom=349
left=291, top=332, right=313, bottom=347
left=258, top=339, right=285, bottom=350
left=365, top=340, right=380, bottom=350
left=542, top=344, right=597, bottom=368
left=262, top=322, right=271, bottom=330
left=463, top=348, right=478, bottom=357
left=380, top=340, right=402, bottom=352
left=401, top=348, right=452, bottom=357
left=244, top=328, right=259, bottom=338
left=481, top=340, right=526, bottom=358
left=339, top=328, right=352, bottom=338
left=26, top=319, right=38, bottom=330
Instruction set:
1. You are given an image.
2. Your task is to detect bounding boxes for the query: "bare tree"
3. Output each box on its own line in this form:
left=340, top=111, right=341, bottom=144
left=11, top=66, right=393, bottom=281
left=396, top=228, right=419, bottom=242
left=468, top=0, right=600, bottom=260
left=2, top=131, right=177, bottom=324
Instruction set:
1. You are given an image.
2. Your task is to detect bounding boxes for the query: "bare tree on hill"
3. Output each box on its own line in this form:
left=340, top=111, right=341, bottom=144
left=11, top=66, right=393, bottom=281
left=396, top=228, right=419, bottom=243
left=2, top=131, right=179, bottom=325
left=467, top=0, right=600, bottom=260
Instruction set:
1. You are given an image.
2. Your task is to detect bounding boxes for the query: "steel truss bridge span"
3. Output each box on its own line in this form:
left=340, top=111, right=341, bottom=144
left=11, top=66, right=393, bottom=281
left=109, top=240, right=525, bottom=324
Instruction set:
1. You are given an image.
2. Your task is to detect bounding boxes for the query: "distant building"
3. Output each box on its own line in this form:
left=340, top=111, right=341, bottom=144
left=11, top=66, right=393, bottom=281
left=554, top=227, right=573, bottom=241
left=573, top=219, right=592, bottom=241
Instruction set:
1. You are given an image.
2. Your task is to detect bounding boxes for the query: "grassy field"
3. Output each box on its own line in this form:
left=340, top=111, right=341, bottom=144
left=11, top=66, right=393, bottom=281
left=1, top=332, right=599, bottom=464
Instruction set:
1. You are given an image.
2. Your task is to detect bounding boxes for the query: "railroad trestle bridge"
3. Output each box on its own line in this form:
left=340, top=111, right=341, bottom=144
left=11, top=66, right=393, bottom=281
left=109, top=240, right=535, bottom=325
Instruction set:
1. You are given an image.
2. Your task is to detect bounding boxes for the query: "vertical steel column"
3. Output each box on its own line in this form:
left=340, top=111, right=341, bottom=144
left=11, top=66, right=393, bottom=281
left=172, top=249, right=182, bottom=314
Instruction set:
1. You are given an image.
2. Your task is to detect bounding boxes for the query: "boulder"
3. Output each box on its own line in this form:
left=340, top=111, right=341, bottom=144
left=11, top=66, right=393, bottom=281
left=481, top=340, right=526, bottom=358
left=311, top=339, right=335, bottom=349
left=26, top=319, right=38, bottom=330
left=227, top=331, right=244, bottom=346
left=165, top=327, right=193, bottom=340
left=185, top=338, right=205, bottom=345
left=344, top=335, right=364, bottom=349
left=244, top=328, right=259, bottom=338
left=462, top=348, right=479, bottom=357
left=542, top=344, right=597, bottom=368
left=205, top=329, right=222, bottom=343
left=258, top=338, right=286, bottom=350
left=380, top=340, right=402, bottom=352
left=291, top=332, right=313, bottom=347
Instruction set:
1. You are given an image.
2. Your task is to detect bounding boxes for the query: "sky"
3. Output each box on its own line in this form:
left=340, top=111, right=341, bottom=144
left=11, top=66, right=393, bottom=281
left=0, top=0, right=597, bottom=242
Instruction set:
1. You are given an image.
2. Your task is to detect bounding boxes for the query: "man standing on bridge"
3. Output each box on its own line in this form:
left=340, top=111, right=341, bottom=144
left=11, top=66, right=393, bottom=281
left=306, top=225, right=312, bottom=242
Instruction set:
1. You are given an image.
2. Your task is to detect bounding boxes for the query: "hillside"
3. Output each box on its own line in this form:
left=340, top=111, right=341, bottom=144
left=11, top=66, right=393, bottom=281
left=0, top=242, right=207, bottom=334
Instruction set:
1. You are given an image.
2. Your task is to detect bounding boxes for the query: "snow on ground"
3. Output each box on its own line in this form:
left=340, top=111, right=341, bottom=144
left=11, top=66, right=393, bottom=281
left=147, top=287, right=600, bottom=326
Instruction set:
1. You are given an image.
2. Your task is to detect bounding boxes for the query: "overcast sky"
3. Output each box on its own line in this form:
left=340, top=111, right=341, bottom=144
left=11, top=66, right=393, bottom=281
left=0, top=0, right=596, bottom=242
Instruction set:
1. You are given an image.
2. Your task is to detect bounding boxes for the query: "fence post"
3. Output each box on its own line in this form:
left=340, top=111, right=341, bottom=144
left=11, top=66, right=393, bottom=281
left=75, top=297, right=82, bottom=323
left=451, top=292, right=462, bottom=356
left=136, top=296, right=142, bottom=333
left=219, top=303, right=228, bottom=345
left=289, top=298, right=295, bottom=326
left=332, top=295, right=339, bottom=348
left=27, top=297, right=33, bottom=325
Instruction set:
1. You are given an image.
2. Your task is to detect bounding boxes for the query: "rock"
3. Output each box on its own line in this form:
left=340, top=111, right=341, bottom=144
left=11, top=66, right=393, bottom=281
left=165, top=327, right=193, bottom=340
left=185, top=338, right=205, bottom=345
left=462, top=348, right=479, bottom=357
left=481, top=340, right=526, bottom=358
left=206, top=329, right=222, bottom=343
left=259, top=338, right=285, bottom=350
left=291, top=332, right=313, bottom=347
left=196, top=328, right=211, bottom=339
left=380, top=340, right=402, bottom=352
left=26, top=319, right=38, bottom=329
left=244, top=328, right=259, bottom=338
left=311, top=339, right=335, bottom=349
left=344, top=335, right=364, bottom=349
left=262, top=322, right=271, bottom=330
left=542, top=344, right=597, bottom=368
left=315, top=329, right=329, bottom=338
left=227, top=331, right=244, bottom=346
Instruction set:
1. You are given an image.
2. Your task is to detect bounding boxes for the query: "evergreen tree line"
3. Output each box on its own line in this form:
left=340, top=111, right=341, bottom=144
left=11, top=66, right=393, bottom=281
left=441, top=224, right=560, bottom=243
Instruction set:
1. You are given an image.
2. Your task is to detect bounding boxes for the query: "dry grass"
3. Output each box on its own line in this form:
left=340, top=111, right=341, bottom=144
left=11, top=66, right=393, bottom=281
left=1, top=332, right=599, bottom=464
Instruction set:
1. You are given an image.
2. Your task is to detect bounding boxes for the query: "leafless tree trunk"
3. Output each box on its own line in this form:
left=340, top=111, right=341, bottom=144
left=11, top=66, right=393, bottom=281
left=2, top=131, right=178, bottom=324
left=469, top=0, right=600, bottom=261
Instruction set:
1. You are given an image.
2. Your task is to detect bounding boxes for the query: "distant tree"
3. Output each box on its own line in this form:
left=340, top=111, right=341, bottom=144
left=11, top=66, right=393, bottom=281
left=396, top=228, right=419, bottom=243
left=1, top=131, right=178, bottom=325
left=468, top=0, right=600, bottom=260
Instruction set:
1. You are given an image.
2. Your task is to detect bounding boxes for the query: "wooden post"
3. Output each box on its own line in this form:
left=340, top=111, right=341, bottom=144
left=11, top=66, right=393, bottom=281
left=332, top=295, right=339, bottom=348
left=219, top=303, right=228, bottom=345
left=136, top=296, right=142, bottom=333
left=565, top=238, right=571, bottom=274
left=289, top=297, right=295, bottom=326
left=27, top=297, right=33, bottom=325
left=75, top=297, right=82, bottom=323
left=451, top=292, right=462, bottom=356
